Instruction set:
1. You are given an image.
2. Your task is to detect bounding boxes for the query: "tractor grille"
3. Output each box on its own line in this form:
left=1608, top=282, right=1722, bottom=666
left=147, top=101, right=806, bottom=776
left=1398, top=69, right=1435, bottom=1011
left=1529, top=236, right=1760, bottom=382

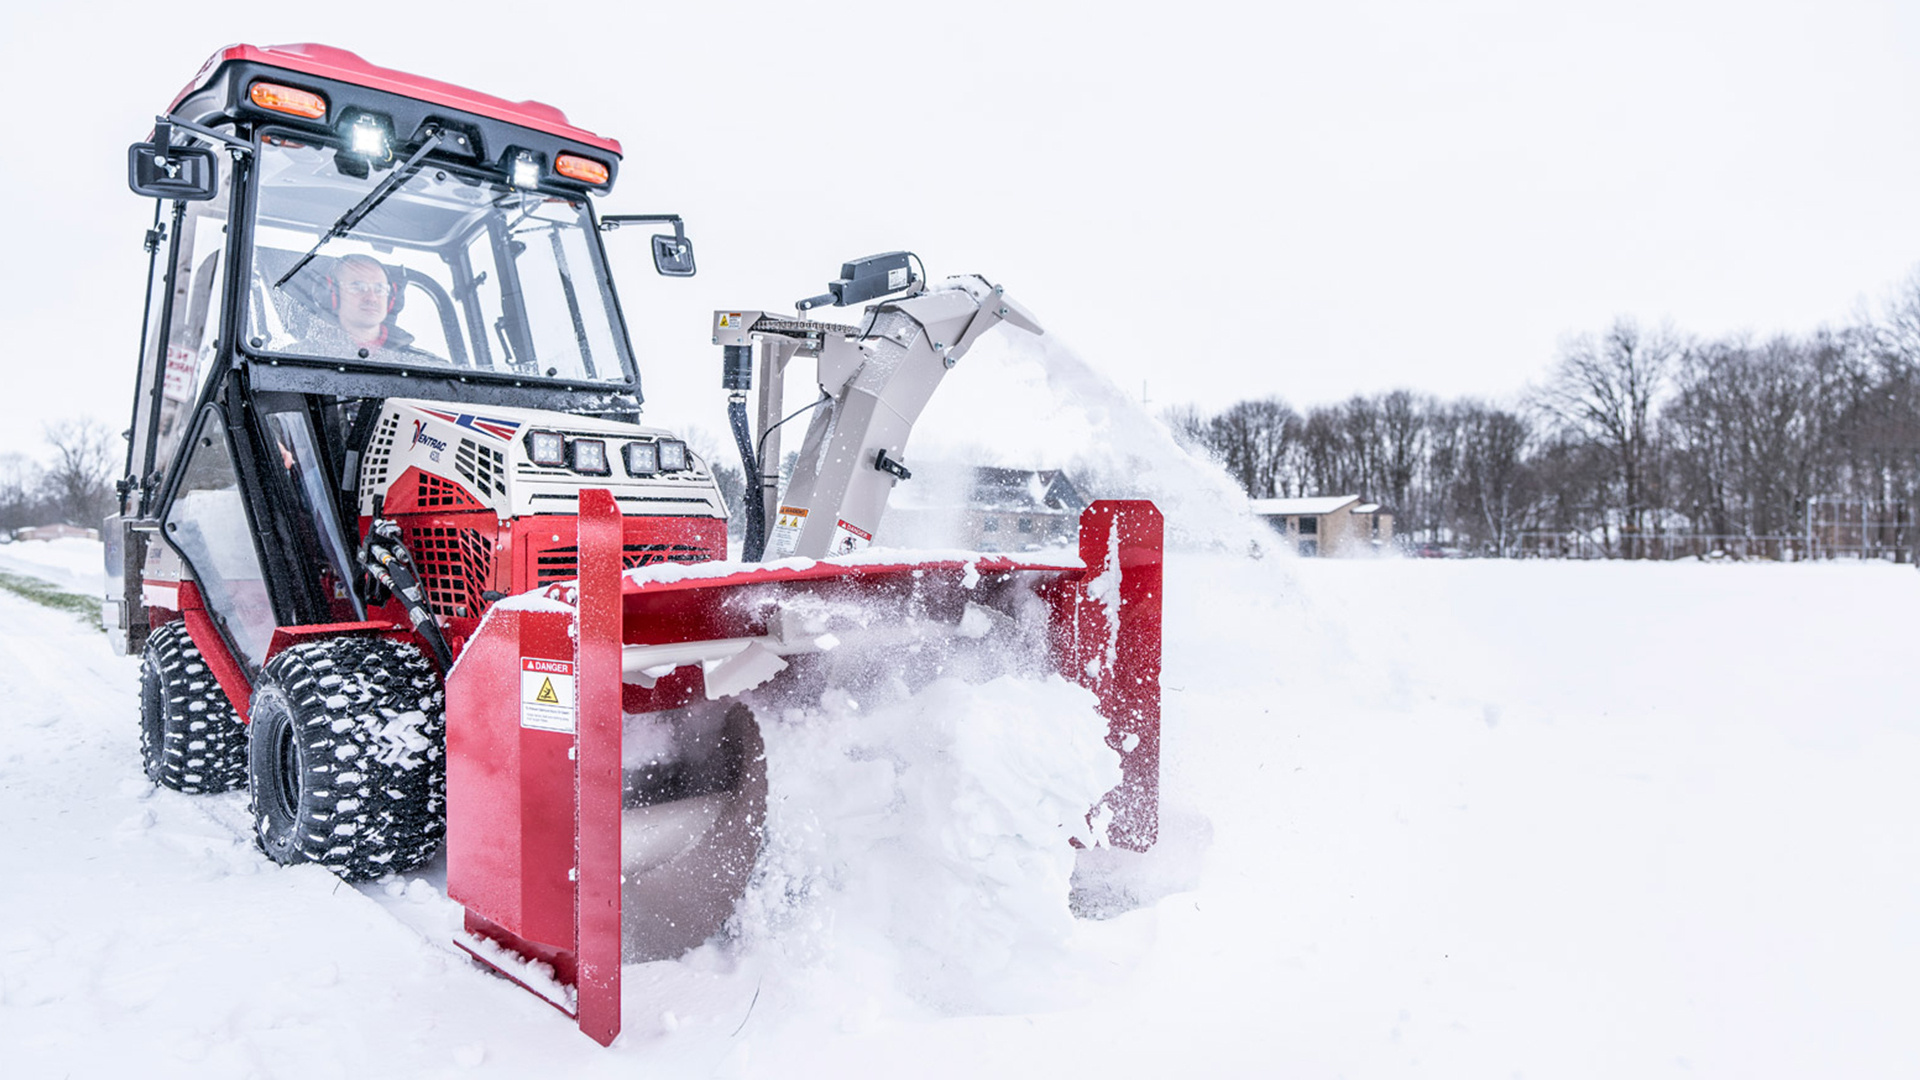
left=411, top=471, right=486, bottom=512
left=405, top=525, right=494, bottom=618
left=360, top=413, right=401, bottom=493
left=533, top=543, right=710, bottom=586
left=454, top=438, right=507, bottom=500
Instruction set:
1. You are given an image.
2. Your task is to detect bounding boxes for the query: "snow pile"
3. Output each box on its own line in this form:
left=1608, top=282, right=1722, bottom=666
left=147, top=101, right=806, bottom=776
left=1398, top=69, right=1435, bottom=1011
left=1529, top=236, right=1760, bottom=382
left=0, top=537, right=105, bottom=597
left=738, top=671, right=1120, bottom=1014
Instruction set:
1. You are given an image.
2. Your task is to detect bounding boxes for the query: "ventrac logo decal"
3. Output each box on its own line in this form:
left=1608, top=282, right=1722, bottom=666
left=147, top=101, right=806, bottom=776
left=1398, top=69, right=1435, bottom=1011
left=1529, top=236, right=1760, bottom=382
left=417, top=407, right=522, bottom=442
left=411, top=419, right=448, bottom=461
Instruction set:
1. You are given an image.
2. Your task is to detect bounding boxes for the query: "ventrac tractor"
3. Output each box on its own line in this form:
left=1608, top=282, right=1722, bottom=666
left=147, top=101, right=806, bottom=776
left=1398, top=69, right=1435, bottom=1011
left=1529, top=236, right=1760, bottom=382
left=111, top=42, right=1162, bottom=1042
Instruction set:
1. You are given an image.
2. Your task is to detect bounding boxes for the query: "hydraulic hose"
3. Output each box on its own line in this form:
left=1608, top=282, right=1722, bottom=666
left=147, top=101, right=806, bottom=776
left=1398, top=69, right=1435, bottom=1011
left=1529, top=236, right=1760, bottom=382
left=357, top=518, right=456, bottom=673
left=728, top=390, right=765, bottom=562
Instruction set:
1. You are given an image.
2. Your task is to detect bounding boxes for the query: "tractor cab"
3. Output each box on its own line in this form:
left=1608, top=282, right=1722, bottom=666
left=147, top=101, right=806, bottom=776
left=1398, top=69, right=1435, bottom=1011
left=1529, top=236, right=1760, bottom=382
left=108, top=44, right=719, bottom=670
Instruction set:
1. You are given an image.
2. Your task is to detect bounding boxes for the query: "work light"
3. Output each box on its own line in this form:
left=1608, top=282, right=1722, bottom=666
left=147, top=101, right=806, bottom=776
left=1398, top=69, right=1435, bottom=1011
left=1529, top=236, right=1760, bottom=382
left=571, top=438, right=609, bottom=475
left=624, top=441, right=658, bottom=477
left=348, top=115, right=390, bottom=161
left=525, top=430, right=565, bottom=467
left=511, top=151, right=541, bottom=189
left=657, top=439, right=688, bottom=472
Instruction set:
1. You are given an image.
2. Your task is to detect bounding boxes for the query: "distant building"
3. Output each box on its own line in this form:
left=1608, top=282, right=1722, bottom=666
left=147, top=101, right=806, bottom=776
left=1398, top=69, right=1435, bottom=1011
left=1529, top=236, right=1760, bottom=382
left=13, top=524, right=99, bottom=543
left=1250, top=495, right=1393, bottom=556
left=877, top=464, right=1088, bottom=552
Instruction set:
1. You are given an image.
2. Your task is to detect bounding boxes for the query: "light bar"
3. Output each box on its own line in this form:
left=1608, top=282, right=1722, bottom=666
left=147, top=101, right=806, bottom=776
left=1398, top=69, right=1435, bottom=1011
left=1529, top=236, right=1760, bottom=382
left=657, top=440, right=689, bottom=472
left=572, top=438, right=610, bottom=476
left=555, top=153, right=609, bottom=185
left=250, top=81, right=327, bottom=120
left=624, top=441, right=658, bottom=477
left=525, top=430, right=565, bottom=467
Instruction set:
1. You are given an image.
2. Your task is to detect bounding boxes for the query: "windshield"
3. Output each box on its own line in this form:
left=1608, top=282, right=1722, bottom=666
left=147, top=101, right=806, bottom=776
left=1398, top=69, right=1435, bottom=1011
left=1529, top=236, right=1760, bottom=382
left=245, top=134, right=633, bottom=387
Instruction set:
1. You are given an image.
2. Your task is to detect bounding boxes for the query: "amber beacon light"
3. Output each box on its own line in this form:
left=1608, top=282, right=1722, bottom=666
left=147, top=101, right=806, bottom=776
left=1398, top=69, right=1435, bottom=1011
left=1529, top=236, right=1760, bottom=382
left=249, top=81, right=327, bottom=119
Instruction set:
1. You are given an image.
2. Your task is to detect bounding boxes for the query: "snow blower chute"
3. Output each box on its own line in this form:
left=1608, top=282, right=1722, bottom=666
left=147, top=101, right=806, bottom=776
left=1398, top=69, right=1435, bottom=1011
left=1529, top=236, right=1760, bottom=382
left=108, top=43, right=1161, bottom=1045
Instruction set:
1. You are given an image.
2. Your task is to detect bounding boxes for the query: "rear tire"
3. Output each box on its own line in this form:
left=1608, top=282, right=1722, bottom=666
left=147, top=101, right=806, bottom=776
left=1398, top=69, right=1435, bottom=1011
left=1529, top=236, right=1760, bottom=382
left=139, top=622, right=246, bottom=793
left=246, top=636, right=445, bottom=881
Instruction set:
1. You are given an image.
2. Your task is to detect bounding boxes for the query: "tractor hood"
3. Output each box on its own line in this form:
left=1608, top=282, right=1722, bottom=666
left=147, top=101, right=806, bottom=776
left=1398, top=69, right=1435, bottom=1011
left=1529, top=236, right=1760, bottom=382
left=357, top=400, right=726, bottom=521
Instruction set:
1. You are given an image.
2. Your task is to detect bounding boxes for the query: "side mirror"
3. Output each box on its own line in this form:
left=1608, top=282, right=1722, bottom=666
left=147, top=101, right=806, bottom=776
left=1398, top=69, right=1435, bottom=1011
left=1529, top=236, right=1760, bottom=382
left=652, top=233, right=696, bottom=277
left=128, top=128, right=218, bottom=202
left=600, top=214, right=696, bottom=277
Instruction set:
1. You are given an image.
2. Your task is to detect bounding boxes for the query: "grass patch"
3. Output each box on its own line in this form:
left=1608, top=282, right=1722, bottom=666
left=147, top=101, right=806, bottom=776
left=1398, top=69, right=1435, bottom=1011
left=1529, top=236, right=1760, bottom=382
left=0, top=569, right=101, bottom=628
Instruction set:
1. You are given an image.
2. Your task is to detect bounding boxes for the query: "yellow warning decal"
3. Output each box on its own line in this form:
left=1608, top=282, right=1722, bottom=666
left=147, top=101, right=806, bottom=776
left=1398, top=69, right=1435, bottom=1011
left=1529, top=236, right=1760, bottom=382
left=520, top=657, right=575, bottom=732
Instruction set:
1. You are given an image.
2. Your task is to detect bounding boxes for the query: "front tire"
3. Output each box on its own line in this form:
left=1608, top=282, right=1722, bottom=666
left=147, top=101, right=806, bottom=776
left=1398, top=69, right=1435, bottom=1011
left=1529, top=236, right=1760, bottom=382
left=139, top=622, right=246, bottom=793
left=247, top=636, right=445, bottom=880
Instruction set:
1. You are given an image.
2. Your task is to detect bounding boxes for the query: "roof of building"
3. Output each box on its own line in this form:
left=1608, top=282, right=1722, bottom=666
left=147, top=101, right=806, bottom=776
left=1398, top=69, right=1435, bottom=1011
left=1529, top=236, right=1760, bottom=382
left=1249, top=495, right=1363, bottom=516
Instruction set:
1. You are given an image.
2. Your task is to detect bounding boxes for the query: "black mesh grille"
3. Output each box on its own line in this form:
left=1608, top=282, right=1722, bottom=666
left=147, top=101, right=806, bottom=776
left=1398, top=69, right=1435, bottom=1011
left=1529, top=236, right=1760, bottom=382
left=454, top=438, right=507, bottom=499
left=360, top=413, right=400, bottom=494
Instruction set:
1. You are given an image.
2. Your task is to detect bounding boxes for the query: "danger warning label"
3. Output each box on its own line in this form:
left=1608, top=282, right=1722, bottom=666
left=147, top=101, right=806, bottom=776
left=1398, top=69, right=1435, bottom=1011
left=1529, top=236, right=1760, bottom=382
left=520, top=657, right=575, bottom=733
left=829, top=518, right=873, bottom=556
left=770, top=504, right=809, bottom=558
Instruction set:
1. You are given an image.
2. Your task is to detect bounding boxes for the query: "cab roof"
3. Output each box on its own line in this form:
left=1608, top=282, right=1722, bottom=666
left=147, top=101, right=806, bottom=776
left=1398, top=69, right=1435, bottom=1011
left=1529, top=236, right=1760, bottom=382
left=171, top=43, right=622, bottom=158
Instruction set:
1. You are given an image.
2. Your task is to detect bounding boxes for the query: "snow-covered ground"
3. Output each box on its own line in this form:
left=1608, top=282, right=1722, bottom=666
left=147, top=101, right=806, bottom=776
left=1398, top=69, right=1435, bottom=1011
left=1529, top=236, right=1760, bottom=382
left=3, top=544, right=1917, bottom=1078
left=0, top=537, right=107, bottom=598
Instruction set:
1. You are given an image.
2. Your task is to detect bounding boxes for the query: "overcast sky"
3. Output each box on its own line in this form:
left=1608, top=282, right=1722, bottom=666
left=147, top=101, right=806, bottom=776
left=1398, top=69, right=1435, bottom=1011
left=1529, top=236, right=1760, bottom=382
left=4, top=0, right=1919, bottom=464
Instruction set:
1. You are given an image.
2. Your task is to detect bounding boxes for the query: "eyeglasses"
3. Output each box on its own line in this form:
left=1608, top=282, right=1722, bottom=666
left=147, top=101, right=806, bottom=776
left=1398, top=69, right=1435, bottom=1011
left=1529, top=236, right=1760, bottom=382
left=341, top=280, right=390, bottom=297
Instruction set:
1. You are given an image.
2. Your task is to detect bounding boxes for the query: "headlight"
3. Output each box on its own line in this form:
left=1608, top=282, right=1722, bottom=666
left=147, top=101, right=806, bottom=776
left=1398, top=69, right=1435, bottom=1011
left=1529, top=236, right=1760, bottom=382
left=624, top=441, right=658, bottom=477
left=657, top=439, right=689, bottom=472
left=525, top=430, right=565, bottom=467
left=571, top=438, right=610, bottom=475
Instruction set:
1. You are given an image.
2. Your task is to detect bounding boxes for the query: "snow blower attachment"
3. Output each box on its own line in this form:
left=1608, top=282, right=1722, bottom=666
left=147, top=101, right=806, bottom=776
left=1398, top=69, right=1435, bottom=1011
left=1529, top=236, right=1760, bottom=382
left=110, top=42, right=1161, bottom=1047
left=446, top=493, right=1162, bottom=1043
left=446, top=264, right=1162, bottom=1043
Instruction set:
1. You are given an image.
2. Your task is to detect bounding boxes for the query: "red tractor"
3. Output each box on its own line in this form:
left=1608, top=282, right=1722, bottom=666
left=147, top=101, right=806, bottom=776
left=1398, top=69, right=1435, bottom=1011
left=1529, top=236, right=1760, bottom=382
left=112, top=43, right=1161, bottom=1043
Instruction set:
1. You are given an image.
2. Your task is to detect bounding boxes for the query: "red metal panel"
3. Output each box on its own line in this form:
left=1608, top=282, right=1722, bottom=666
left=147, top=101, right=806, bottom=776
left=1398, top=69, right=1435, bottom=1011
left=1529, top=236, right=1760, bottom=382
left=517, top=612, right=580, bottom=952
left=446, top=605, right=579, bottom=953
left=445, top=606, right=529, bottom=932
left=171, top=43, right=624, bottom=156
left=574, top=490, right=624, bottom=1046
left=175, top=581, right=254, bottom=717
left=380, top=466, right=489, bottom=515
left=1059, top=501, right=1163, bottom=851
left=264, top=620, right=404, bottom=662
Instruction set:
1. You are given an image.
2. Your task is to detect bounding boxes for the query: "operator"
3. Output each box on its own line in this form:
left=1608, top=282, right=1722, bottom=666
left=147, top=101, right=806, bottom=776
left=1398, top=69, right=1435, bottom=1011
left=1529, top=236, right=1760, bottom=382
left=296, top=254, right=446, bottom=365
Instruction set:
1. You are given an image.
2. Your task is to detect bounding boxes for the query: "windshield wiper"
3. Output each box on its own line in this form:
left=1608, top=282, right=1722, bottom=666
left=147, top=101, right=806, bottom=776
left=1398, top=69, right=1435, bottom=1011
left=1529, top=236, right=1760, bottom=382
left=274, top=127, right=444, bottom=289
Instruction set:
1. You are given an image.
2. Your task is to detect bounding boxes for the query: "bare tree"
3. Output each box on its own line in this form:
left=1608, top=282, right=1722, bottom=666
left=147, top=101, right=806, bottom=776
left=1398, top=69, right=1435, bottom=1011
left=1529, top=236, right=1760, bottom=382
left=1376, top=390, right=1427, bottom=514
left=1206, top=398, right=1298, bottom=498
left=0, top=453, right=46, bottom=533
left=41, top=418, right=117, bottom=528
left=1533, top=318, right=1684, bottom=555
left=1452, top=402, right=1537, bottom=554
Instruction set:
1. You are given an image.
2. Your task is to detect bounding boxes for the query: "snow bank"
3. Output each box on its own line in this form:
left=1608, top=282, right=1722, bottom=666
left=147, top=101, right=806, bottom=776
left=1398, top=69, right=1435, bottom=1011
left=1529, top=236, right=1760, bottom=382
left=0, top=537, right=104, bottom=597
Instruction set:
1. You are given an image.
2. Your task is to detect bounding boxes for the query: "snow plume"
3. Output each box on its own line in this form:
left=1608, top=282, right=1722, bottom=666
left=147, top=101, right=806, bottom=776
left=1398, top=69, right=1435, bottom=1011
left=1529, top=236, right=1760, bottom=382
left=909, top=328, right=1276, bottom=556
left=726, top=589, right=1123, bottom=1014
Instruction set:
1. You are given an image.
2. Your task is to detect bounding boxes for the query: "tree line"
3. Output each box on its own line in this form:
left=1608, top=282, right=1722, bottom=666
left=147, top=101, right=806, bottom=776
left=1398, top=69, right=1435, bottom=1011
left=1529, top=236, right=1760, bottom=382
left=0, top=420, right=119, bottom=535
left=1165, top=270, right=1920, bottom=557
